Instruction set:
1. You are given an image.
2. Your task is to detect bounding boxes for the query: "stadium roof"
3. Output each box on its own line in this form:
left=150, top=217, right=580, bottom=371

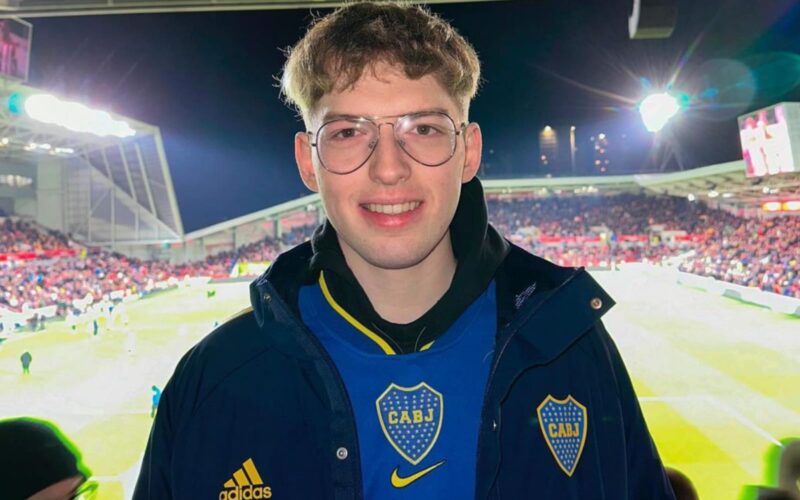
left=184, top=192, right=318, bottom=241
left=0, top=81, right=156, bottom=157
left=0, top=0, right=489, bottom=17
left=482, top=174, right=642, bottom=197
left=0, top=79, right=184, bottom=244
left=634, top=160, right=800, bottom=207
left=483, top=160, right=800, bottom=208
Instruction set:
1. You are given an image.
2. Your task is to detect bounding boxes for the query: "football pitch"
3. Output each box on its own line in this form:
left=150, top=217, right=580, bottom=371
left=0, top=267, right=797, bottom=499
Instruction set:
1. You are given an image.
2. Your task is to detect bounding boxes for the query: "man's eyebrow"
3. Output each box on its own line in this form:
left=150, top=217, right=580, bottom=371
left=320, top=112, right=362, bottom=122
left=320, top=107, right=453, bottom=123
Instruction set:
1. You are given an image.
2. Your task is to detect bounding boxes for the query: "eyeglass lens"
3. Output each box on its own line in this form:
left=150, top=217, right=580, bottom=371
left=316, top=112, right=458, bottom=174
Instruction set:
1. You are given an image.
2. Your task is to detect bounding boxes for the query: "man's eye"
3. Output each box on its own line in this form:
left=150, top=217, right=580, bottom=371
left=413, top=124, right=444, bottom=136
left=328, top=127, right=363, bottom=141
left=337, top=128, right=357, bottom=138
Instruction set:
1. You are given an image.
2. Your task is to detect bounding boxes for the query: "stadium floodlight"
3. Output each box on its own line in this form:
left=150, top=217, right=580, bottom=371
left=22, top=94, right=136, bottom=138
left=638, top=92, right=680, bottom=132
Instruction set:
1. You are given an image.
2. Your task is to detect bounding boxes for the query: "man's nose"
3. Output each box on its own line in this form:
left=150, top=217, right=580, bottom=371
left=368, top=123, right=411, bottom=185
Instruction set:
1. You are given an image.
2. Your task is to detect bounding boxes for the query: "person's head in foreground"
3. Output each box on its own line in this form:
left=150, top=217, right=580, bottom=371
left=776, top=439, right=800, bottom=499
left=0, top=418, right=94, bottom=500
left=665, top=467, right=698, bottom=500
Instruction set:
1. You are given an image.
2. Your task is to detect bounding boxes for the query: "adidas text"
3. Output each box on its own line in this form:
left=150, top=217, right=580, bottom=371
left=219, top=485, right=273, bottom=500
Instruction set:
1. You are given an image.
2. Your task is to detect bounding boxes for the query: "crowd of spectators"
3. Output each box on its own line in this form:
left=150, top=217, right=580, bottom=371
left=678, top=214, right=799, bottom=297
left=2, top=192, right=799, bottom=318
left=281, top=223, right=318, bottom=247
left=0, top=220, right=288, bottom=316
left=487, top=193, right=723, bottom=237
left=0, top=219, right=71, bottom=254
left=488, top=193, right=798, bottom=298
left=488, top=194, right=711, bottom=267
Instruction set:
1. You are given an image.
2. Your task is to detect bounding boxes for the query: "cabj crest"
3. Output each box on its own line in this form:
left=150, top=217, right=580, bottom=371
left=536, top=394, right=588, bottom=477
left=376, top=382, right=443, bottom=465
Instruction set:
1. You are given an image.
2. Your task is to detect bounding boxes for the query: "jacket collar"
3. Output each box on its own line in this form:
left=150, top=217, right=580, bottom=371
left=494, top=245, right=614, bottom=362
left=251, top=240, right=614, bottom=365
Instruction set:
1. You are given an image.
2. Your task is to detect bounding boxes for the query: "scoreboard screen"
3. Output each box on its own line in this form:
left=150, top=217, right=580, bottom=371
left=0, top=18, right=31, bottom=82
left=738, top=102, right=800, bottom=178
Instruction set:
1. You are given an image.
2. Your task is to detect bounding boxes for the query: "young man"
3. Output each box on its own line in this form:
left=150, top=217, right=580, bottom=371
left=134, top=4, right=675, bottom=499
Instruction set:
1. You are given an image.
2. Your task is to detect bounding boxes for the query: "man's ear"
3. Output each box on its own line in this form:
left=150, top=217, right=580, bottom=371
left=295, top=131, right=319, bottom=192
left=461, top=122, right=483, bottom=183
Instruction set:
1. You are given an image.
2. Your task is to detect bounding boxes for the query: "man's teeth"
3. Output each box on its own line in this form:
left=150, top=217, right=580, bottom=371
left=365, top=201, right=421, bottom=214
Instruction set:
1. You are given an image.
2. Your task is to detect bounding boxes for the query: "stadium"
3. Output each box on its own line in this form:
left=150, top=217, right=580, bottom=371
left=1, top=1, right=799, bottom=499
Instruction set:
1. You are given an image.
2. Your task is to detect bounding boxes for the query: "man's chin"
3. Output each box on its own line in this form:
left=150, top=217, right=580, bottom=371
left=339, top=231, right=451, bottom=273
left=361, top=252, right=428, bottom=271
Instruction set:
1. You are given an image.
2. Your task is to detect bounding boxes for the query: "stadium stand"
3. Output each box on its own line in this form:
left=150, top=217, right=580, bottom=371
left=0, top=220, right=286, bottom=318
left=488, top=194, right=799, bottom=298
left=678, top=214, right=800, bottom=298
left=0, top=218, right=72, bottom=254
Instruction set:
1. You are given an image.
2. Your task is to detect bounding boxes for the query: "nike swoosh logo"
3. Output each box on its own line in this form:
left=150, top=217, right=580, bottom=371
left=390, top=460, right=446, bottom=488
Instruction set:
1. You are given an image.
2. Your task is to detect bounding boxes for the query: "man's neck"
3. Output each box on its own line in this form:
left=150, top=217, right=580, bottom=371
left=341, top=236, right=457, bottom=325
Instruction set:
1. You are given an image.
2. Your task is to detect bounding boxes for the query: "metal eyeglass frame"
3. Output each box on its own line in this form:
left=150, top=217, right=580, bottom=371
left=308, top=111, right=467, bottom=175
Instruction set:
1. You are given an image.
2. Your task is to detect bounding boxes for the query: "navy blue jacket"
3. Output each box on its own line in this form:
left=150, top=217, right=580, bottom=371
left=134, top=242, right=675, bottom=499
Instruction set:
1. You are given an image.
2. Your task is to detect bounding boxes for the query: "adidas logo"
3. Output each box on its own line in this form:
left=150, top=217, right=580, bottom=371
left=219, top=458, right=273, bottom=500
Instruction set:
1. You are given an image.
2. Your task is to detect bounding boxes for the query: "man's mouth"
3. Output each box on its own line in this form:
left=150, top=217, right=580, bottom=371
left=363, top=201, right=422, bottom=215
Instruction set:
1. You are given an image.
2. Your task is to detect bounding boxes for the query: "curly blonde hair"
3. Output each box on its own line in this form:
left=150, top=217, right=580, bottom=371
left=280, top=2, right=480, bottom=124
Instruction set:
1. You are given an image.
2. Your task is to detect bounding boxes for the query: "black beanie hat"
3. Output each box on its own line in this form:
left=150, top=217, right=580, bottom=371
left=0, top=418, right=88, bottom=500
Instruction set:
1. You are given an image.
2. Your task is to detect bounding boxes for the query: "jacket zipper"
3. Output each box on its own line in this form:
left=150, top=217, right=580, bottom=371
left=261, top=281, right=364, bottom=500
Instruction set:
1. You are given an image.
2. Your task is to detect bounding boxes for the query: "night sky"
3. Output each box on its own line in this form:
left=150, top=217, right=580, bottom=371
left=24, top=0, right=800, bottom=231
